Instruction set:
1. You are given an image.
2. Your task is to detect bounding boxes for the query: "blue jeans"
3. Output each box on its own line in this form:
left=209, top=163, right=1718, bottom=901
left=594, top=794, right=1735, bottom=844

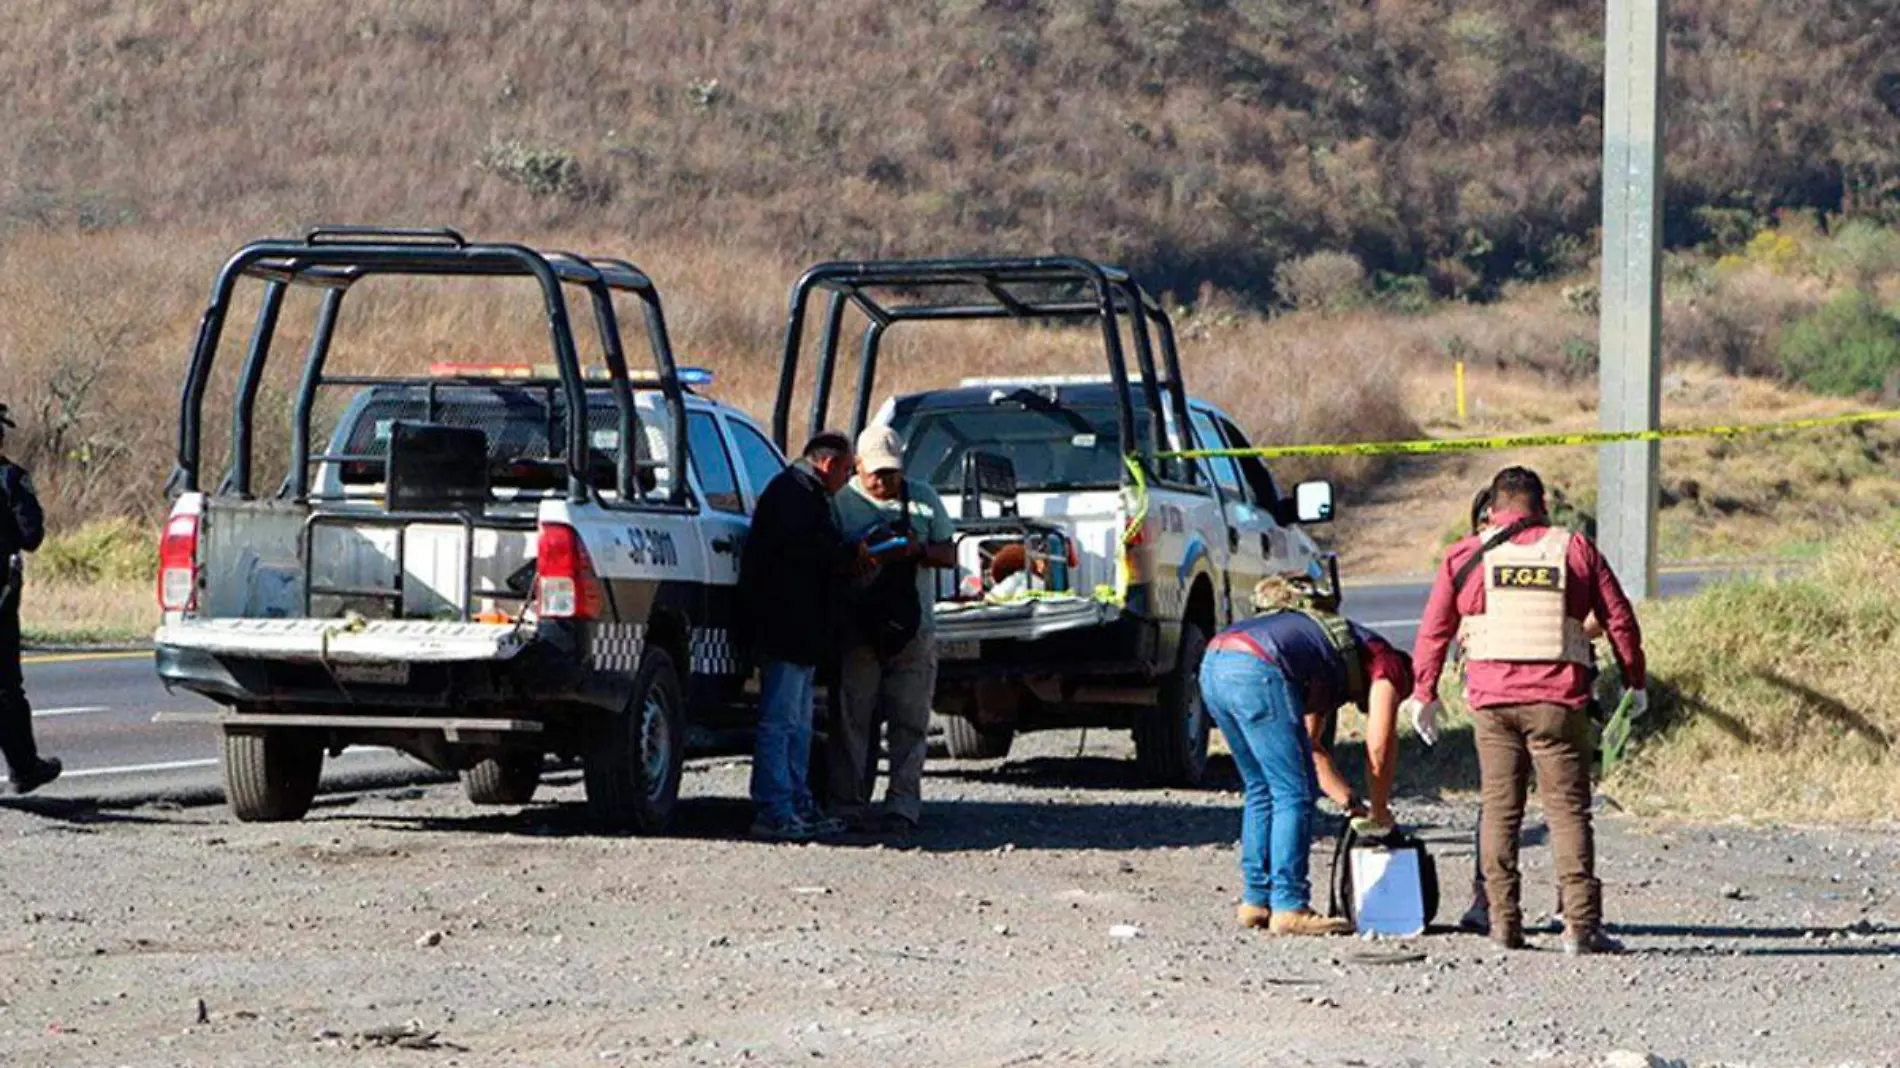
left=1201, top=650, right=1318, bottom=912
left=750, top=661, right=817, bottom=822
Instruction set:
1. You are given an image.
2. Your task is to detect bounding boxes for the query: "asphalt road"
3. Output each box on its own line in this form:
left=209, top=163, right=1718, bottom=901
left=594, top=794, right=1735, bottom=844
left=8, top=569, right=1754, bottom=808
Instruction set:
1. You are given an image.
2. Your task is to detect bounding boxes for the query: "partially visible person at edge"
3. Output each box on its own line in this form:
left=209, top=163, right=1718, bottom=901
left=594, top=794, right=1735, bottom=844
left=0, top=403, right=60, bottom=795
left=1457, top=486, right=1606, bottom=934
left=827, top=425, right=955, bottom=835
left=1407, top=466, right=1647, bottom=955
left=1205, top=572, right=1413, bottom=936
left=735, top=431, right=863, bottom=842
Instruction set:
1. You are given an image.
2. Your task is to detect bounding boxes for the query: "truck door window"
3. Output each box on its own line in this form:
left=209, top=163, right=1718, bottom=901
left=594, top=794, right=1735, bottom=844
left=1188, top=409, right=1247, bottom=503
left=687, top=411, right=745, bottom=515
left=1218, top=417, right=1280, bottom=509
left=726, top=418, right=787, bottom=505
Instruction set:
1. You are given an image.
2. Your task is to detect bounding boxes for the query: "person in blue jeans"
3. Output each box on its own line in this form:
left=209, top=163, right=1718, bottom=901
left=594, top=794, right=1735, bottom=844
left=735, top=431, right=868, bottom=841
left=1202, top=575, right=1414, bottom=935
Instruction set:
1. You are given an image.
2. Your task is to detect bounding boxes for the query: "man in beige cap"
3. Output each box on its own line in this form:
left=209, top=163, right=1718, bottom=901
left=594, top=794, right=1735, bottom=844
left=828, top=425, right=956, bottom=833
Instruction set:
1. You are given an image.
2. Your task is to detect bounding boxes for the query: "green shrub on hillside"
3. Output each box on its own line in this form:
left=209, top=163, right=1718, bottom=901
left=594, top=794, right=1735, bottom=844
left=1817, top=220, right=1900, bottom=289
left=1273, top=251, right=1368, bottom=314
left=33, top=518, right=156, bottom=584
left=477, top=139, right=586, bottom=200
left=1776, top=290, right=1900, bottom=396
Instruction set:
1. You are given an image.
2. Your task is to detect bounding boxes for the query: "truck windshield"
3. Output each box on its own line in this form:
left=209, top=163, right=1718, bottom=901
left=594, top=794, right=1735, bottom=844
left=891, top=404, right=1150, bottom=494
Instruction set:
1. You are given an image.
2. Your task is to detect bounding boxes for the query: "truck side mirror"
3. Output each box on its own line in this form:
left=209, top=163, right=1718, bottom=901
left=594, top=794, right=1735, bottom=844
left=1293, top=480, right=1335, bottom=524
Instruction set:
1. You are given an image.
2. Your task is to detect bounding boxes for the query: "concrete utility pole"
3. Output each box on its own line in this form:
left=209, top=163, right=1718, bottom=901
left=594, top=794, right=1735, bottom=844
left=1596, top=0, right=1666, bottom=601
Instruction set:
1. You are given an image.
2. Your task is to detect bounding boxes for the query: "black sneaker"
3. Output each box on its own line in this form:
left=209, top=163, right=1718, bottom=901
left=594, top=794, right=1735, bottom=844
left=876, top=811, right=921, bottom=836
left=9, top=757, right=61, bottom=795
left=797, top=807, right=848, bottom=838
left=1458, top=901, right=1491, bottom=934
left=748, top=814, right=817, bottom=842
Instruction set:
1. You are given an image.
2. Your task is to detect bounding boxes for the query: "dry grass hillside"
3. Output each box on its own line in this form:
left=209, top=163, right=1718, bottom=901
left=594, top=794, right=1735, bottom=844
left=2, top=1, right=1894, bottom=300
left=1609, top=520, right=1900, bottom=822
left=3, top=1, right=1900, bottom=641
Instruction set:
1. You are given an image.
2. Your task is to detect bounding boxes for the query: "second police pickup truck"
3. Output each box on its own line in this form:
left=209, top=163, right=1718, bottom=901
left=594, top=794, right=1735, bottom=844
left=772, top=257, right=1338, bottom=787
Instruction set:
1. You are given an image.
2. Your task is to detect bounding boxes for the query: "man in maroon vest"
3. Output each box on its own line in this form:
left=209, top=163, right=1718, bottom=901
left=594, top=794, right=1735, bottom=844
left=1407, top=467, right=1647, bottom=954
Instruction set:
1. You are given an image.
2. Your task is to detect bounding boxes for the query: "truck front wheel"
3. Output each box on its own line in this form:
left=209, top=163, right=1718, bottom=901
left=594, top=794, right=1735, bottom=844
left=221, top=728, right=324, bottom=822
left=583, top=647, right=685, bottom=834
left=1135, top=622, right=1212, bottom=787
left=461, top=751, right=543, bottom=806
left=941, top=714, right=1014, bottom=760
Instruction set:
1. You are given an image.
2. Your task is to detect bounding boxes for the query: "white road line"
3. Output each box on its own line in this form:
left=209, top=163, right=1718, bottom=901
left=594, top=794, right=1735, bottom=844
left=1365, top=618, right=1423, bottom=629
left=32, top=706, right=111, bottom=718
left=61, top=748, right=400, bottom=781
left=62, top=758, right=219, bottom=779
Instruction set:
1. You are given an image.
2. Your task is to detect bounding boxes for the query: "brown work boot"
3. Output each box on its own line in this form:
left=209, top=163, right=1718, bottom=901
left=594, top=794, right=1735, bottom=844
left=1268, top=909, right=1353, bottom=937
left=1236, top=903, right=1273, bottom=930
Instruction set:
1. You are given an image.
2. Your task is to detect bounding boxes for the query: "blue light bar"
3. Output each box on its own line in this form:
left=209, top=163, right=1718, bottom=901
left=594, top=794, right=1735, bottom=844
left=678, top=367, right=715, bottom=387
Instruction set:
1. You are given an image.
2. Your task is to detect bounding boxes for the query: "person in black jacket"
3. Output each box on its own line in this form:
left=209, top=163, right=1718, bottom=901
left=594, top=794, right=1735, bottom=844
left=737, top=431, right=863, bottom=841
left=0, top=403, right=60, bottom=795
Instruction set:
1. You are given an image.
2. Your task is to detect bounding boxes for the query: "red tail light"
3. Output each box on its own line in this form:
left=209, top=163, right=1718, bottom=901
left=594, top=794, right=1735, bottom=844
left=157, top=513, right=200, bottom=612
left=536, top=522, right=602, bottom=620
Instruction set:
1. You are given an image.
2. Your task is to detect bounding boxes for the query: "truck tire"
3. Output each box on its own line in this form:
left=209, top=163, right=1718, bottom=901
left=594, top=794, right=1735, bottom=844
left=584, top=647, right=685, bottom=834
left=1135, top=622, right=1212, bottom=787
left=221, top=728, right=323, bottom=823
left=460, top=751, right=543, bottom=806
left=941, top=714, right=1014, bottom=760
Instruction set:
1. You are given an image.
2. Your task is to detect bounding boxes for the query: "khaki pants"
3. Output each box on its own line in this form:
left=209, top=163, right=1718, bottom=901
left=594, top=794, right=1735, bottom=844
left=1474, top=702, right=1601, bottom=936
left=829, top=632, right=937, bottom=823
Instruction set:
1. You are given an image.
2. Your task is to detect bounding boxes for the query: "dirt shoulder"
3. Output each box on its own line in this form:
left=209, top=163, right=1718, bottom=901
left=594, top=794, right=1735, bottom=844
left=1, top=732, right=1895, bottom=1068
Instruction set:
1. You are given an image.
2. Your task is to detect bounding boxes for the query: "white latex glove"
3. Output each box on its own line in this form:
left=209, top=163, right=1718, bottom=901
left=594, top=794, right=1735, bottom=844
left=1627, top=688, right=1650, bottom=719
left=1402, top=697, right=1442, bottom=747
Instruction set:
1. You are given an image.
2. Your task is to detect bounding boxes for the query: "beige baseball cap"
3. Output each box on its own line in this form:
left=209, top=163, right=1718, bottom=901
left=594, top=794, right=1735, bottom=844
left=856, top=425, right=905, bottom=473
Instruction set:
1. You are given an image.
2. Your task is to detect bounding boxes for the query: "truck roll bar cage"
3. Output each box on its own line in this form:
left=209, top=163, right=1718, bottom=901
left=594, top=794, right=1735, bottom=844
left=173, top=228, right=689, bottom=510
left=769, top=256, right=1197, bottom=480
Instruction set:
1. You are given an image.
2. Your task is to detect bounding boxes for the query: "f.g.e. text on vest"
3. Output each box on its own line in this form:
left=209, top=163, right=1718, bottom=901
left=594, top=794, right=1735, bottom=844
left=1464, top=528, right=1590, bottom=664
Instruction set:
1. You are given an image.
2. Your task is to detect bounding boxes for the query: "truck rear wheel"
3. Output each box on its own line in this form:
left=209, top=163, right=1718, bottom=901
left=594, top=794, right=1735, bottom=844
left=941, top=714, right=1014, bottom=760
left=221, top=728, right=324, bottom=822
left=460, top=751, right=543, bottom=806
left=1135, top=622, right=1211, bottom=787
left=583, top=647, right=685, bottom=834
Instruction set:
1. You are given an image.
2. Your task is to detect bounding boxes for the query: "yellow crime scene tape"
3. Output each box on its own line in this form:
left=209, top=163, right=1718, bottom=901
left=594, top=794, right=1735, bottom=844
left=1156, top=407, right=1900, bottom=462
left=1147, top=404, right=1900, bottom=459
left=965, top=407, right=1900, bottom=611
left=1068, top=406, right=1900, bottom=610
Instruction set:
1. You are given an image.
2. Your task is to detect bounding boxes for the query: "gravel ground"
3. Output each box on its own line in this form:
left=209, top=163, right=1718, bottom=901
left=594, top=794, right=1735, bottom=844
left=1, top=730, right=1895, bottom=1068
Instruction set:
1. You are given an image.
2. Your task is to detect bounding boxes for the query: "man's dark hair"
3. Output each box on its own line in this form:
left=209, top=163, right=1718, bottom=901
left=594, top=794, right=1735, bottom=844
left=802, top=431, right=851, bottom=461
left=1469, top=486, right=1494, bottom=534
left=1489, top=466, right=1546, bottom=512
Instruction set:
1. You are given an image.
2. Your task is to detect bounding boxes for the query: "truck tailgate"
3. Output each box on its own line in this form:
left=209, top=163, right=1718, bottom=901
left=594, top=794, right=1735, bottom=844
left=155, top=618, right=531, bottom=662
left=934, top=596, right=1117, bottom=643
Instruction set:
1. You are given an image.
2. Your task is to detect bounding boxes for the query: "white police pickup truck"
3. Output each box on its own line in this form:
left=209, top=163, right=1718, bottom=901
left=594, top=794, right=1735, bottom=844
left=153, top=229, right=788, bottom=831
left=875, top=377, right=1335, bottom=784
left=770, top=257, right=1337, bottom=786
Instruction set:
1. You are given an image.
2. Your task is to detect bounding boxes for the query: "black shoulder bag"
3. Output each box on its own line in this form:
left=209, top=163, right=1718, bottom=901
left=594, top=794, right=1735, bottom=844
left=852, top=480, right=923, bottom=659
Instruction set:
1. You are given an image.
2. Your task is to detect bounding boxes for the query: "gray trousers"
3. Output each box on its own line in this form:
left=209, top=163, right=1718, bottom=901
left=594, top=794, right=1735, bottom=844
left=828, top=632, right=937, bottom=823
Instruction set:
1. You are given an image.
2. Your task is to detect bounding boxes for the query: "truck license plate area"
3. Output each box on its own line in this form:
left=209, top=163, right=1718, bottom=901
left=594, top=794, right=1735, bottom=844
left=940, top=640, right=980, bottom=661
left=332, top=661, right=411, bottom=686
